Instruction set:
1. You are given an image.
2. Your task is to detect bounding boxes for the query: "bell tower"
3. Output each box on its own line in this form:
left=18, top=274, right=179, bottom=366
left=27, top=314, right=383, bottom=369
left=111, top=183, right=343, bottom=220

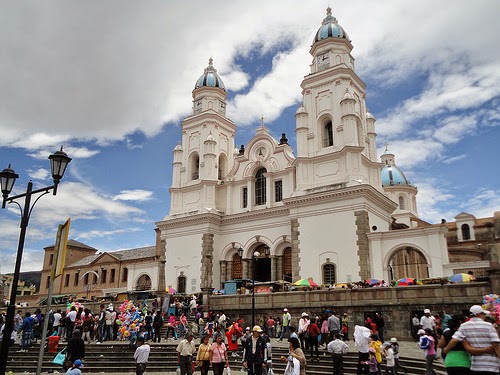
left=168, top=59, right=236, bottom=216
left=294, top=7, right=382, bottom=193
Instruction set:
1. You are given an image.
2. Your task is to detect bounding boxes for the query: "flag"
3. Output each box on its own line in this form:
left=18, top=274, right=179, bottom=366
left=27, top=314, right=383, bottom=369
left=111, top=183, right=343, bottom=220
left=52, top=218, right=71, bottom=279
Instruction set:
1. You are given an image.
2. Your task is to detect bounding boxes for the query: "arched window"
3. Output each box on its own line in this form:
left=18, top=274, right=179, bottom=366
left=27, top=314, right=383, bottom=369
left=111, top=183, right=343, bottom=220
left=282, top=247, right=292, bottom=282
left=136, top=274, right=151, bottom=291
left=177, top=273, right=187, bottom=294
left=398, top=195, right=406, bottom=210
left=323, top=121, right=333, bottom=147
left=232, top=253, right=242, bottom=279
left=461, top=224, right=471, bottom=240
left=190, top=153, right=200, bottom=180
left=388, top=247, right=429, bottom=280
left=255, top=168, right=267, bottom=205
left=323, top=263, right=336, bottom=285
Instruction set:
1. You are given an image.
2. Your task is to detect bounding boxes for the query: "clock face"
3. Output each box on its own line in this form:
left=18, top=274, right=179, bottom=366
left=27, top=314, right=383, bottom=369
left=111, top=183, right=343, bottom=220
left=317, top=53, right=330, bottom=67
left=195, top=99, right=202, bottom=108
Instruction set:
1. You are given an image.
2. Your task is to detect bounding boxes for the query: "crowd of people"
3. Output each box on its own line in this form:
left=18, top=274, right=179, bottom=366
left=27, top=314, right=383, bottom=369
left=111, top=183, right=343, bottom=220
left=2, top=295, right=499, bottom=375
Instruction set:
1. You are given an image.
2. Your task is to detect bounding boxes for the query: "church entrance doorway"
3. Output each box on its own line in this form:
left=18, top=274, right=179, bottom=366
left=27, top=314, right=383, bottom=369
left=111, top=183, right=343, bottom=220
left=253, top=257, right=271, bottom=282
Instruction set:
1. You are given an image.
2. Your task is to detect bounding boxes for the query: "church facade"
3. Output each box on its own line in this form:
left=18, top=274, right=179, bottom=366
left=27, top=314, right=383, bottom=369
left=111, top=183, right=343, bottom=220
left=155, top=8, right=453, bottom=294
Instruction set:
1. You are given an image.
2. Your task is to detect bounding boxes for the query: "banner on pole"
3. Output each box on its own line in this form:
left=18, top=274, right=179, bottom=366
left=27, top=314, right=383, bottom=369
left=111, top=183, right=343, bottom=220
left=52, top=218, right=70, bottom=279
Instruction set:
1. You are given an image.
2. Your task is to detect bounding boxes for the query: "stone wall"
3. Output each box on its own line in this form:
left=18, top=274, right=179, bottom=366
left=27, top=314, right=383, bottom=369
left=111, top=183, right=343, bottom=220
left=209, top=282, right=493, bottom=339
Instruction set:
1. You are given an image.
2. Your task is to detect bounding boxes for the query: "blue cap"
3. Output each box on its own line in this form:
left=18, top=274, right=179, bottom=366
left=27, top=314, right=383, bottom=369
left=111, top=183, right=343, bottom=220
left=74, top=359, right=84, bottom=368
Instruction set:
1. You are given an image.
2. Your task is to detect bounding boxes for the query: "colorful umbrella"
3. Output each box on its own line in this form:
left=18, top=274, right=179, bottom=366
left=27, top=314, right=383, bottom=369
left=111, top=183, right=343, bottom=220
left=448, top=273, right=475, bottom=283
left=396, top=277, right=415, bottom=286
left=365, top=278, right=382, bottom=286
left=167, top=287, right=177, bottom=294
left=293, top=278, right=317, bottom=287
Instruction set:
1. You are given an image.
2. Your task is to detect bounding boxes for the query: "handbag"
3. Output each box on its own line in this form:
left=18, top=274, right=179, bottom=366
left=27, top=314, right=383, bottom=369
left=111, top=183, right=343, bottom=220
left=52, top=347, right=67, bottom=366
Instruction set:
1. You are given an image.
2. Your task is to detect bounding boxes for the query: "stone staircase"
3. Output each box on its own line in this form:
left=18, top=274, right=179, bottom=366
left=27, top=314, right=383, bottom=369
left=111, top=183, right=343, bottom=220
left=5, top=341, right=445, bottom=374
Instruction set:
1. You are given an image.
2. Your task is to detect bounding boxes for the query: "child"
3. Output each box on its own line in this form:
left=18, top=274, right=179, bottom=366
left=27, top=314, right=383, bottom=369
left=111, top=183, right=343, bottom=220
left=382, top=343, right=395, bottom=375
left=367, top=348, right=379, bottom=375
left=370, top=334, right=383, bottom=374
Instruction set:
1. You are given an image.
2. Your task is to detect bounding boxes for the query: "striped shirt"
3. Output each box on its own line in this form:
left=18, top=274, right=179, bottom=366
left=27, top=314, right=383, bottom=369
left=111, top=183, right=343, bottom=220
left=452, top=317, right=500, bottom=373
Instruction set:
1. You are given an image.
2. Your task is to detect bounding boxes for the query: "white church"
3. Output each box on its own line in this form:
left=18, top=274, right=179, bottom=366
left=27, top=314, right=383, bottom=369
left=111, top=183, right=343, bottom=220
left=155, top=8, right=452, bottom=295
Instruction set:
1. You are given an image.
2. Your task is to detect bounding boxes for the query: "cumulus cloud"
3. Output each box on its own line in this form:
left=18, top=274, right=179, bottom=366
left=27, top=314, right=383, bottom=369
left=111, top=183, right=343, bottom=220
left=28, top=168, right=50, bottom=180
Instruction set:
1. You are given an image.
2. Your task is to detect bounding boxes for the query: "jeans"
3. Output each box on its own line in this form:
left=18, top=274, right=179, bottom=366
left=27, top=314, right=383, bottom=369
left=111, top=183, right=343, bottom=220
left=21, top=331, right=32, bottom=350
left=58, top=326, right=66, bottom=341
left=98, top=323, right=106, bottom=341
left=279, top=326, right=289, bottom=340
left=425, top=354, right=437, bottom=375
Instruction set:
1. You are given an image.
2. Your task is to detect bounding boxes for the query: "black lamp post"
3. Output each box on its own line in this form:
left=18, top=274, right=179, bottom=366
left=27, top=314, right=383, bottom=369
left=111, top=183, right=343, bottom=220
left=0, top=147, right=71, bottom=374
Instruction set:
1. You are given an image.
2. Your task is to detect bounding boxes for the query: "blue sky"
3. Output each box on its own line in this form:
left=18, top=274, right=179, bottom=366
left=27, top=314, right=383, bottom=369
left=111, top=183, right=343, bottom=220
left=0, top=1, right=499, bottom=273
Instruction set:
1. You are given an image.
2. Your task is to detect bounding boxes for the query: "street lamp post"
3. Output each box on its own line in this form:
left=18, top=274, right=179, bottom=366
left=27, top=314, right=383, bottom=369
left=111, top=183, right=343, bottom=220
left=0, top=148, right=71, bottom=375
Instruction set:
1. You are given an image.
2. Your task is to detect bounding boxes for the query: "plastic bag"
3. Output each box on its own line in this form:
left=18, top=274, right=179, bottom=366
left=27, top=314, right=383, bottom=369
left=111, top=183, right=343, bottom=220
left=52, top=347, right=66, bottom=365
left=223, top=366, right=231, bottom=375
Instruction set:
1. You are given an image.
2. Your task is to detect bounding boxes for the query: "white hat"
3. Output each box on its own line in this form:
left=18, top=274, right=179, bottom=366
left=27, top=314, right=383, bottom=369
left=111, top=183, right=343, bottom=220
left=283, top=308, right=288, bottom=312
left=390, top=338, right=398, bottom=343
left=424, top=309, right=431, bottom=314
left=417, top=329, right=425, bottom=335
left=301, top=312, right=308, bottom=317
left=470, top=305, right=490, bottom=316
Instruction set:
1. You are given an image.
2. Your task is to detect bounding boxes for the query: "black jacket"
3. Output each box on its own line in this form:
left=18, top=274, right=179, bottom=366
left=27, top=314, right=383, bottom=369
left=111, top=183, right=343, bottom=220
left=243, top=336, right=266, bottom=365
left=67, top=336, right=85, bottom=361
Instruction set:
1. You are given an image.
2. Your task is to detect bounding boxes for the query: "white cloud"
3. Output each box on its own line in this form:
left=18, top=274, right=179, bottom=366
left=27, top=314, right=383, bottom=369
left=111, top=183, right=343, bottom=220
left=28, top=146, right=99, bottom=160
left=75, top=228, right=142, bottom=241
left=28, top=168, right=50, bottom=180
left=442, top=154, right=467, bottom=165
left=113, top=189, right=154, bottom=202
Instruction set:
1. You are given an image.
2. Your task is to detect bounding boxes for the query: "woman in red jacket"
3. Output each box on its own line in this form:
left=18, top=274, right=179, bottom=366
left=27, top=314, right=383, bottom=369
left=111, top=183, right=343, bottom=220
left=308, top=317, right=321, bottom=361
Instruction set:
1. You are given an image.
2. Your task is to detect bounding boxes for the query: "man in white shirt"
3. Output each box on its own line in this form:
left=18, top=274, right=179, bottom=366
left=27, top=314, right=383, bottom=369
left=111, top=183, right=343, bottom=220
left=134, top=336, right=150, bottom=375
left=354, top=323, right=372, bottom=375
left=419, top=309, right=435, bottom=332
left=176, top=332, right=196, bottom=375
left=66, top=306, right=77, bottom=341
left=53, top=309, right=62, bottom=336
left=444, top=305, right=500, bottom=375
left=327, top=333, right=349, bottom=375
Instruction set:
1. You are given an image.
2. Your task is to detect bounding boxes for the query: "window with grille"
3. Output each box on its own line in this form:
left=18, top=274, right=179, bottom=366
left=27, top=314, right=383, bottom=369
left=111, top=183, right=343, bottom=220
left=242, top=187, right=248, bottom=208
left=65, top=274, right=70, bottom=287
left=255, top=168, right=267, bottom=205
left=122, top=268, right=128, bottom=282
left=461, top=224, right=471, bottom=240
left=323, top=121, right=333, bottom=147
left=177, top=275, right=187, bottom=294
left=74, top=273, right=79, bottom=286
left=398, top=195, right=405, bottom=210
left=110, top=269, right=115, bottom=283
left=323, top=263, right=336, bottom=285
left=275, top=180, right=283, bottom=202
left=101, top=269, right=107, bottom=283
